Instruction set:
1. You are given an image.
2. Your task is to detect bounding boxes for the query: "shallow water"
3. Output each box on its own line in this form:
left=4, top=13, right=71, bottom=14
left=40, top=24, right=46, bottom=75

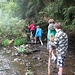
left=0, top=42, right=75, bottom=75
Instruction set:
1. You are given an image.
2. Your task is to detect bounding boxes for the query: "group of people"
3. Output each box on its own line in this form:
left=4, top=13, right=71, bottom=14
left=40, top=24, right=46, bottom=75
left=28, top=21, right=43, bottom=45
left=47, top=19, right=68, bottom=75
left=28, top=19, right=68, bottom=75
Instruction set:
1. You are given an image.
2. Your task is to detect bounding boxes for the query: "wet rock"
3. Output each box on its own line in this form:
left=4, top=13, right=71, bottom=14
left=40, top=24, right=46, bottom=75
left=12, top=58, right=21, bottom=62
left=26, top=62, right=31, bottom=70
left=0, top=49, right=5, bottom=55
left=32, top=56, right=37, bottom=59
left=3, top=64, right=10, bottom=70
left=3, top=48, right=7, bottom=51
left=37, top=57, right=41, bottom=60
left=6, top=50, right=11, bottom=54
left=32, top=56, right=42, bottom=61
left=0, top=71, right=7, bottom=75
left=0, top=55, right=4, bottom=59
left=25, top=70, right=34, bottom=75
left=0, top=61, right=10, bottom=70
left=32, top=49, right=40, bottom=53
left=71, top=70, right=75, bottom=75
left=11, top=52, right=20, bottom=57
left=0, top=65, right=5, bottom=71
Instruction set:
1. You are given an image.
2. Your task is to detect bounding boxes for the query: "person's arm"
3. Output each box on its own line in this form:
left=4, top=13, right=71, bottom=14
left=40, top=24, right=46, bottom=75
left=50, top=34, right=59, bottom=47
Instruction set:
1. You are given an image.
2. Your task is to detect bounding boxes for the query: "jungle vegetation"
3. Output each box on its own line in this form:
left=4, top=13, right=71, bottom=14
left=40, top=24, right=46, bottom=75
left=0, top=0, right=75, bottom=44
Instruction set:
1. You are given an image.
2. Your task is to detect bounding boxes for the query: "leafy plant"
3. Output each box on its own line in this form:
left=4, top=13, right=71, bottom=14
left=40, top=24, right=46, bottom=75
left=17, top=47, right=29, bottom=53
left=72, top=18, right=75, bottom=25
left=63, top=6, right=75, bottom=24
left=13, top=38, right=27, bottom=46
left=3, top=39, right=10, bottom=46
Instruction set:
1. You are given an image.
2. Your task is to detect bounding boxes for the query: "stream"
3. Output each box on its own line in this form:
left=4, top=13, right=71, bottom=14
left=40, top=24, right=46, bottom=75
left=0, top=41, right=75, bottom=75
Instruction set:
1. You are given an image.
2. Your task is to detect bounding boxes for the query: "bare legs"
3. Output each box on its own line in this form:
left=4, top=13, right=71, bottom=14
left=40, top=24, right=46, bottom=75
left=34, top=37, right=43, bottom=45
left=39, top=40, right=43, bottom=45
left=58, top=67, right=63, bottom=75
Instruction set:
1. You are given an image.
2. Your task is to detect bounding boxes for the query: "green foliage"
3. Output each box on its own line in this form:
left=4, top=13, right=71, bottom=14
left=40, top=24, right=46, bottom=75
left=72, top=18, right=75, bottom=25
left=18, top=47, right=25, bottom=53
left=0, top=14, right=28, bottom=40
left=0, top=0, right=75, bottom=42
left=15, top=44, right=29, bottom=53
left=63, top=25, right=75, bottom=32
left=43, top=3, right=55, bottom=17
left=43, top=0, right=64, bottom=19
left=13, top=38, right=27, bottom=46
left=42, top=0, right=75, bottom=31
left=3, top=39, right=10, bottom=46
left=2, top=38, right=27, bottom=46
left=0, top=0, right=28, bottom=42
left=0, top=0, right=20, bottom=17
left=17, top=47, right=29, bottom=53
left=63, top=6, right=75, bottom=22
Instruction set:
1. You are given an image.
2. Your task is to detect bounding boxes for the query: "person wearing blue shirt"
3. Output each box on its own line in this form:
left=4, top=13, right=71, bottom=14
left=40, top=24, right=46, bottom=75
left=34, top=25, right=43, bottom=45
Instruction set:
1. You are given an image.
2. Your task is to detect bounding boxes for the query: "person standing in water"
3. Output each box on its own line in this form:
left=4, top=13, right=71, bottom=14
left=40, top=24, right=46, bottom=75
left=47, top=19, right=56, bottom=75
left=50, top=22, right=68, bottom=75
left=47, top=19, right=56, bottom=55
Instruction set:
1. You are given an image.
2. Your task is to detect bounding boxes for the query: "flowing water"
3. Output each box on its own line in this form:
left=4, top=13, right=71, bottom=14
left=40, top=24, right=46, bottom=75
left=0, top=41, right=75, bottom=75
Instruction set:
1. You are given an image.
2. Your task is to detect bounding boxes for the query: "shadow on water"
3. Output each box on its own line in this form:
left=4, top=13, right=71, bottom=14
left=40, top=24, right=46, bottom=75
left=0, top=40, right=75, bottom=75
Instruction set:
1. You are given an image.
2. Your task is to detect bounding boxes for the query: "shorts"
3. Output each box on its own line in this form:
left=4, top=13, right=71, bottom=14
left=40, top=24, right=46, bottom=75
left=30, top=30, right=36, bottom=37
left=47, top=40, right=55, bottom=50
left=35, top=36, right=42, bottom=40
left=57, top=56, right=65, bottom=67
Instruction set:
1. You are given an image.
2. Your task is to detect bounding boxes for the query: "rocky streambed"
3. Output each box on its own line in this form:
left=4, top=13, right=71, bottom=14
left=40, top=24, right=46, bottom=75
left=0, top=41, right=75, bottom=75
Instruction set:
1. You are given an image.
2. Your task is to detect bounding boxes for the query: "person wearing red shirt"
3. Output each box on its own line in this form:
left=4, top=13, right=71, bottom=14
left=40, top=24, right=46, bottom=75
left=28, top=21, right=36, bottom=43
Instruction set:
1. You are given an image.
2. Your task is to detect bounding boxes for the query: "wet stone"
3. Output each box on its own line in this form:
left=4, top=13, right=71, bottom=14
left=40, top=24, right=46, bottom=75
left=3, top=48, right=7, bottom=51
left=0, top=65, right=5, bottom=71
left=3, top=64, right=11, bottom=70
left=0, top=71, right=7, bottom=75
left=12, top=58, right=21, bottom=62
left=6, top=50, right=11, bottom=54
left=0, top=55, right=4, bottom=59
